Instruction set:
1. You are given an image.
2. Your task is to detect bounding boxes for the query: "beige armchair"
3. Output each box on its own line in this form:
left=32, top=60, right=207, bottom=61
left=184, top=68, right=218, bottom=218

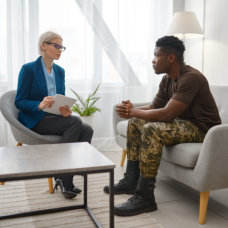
left=113, top=85, right=228, bottom=224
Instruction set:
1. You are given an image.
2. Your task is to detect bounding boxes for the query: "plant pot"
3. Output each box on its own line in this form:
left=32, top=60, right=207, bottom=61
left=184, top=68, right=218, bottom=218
left=80, top=115, right=95, bottom=129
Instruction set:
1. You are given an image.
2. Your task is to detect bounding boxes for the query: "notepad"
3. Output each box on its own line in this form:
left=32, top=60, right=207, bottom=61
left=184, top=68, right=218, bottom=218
left=43, top=94, right=77, bottom=115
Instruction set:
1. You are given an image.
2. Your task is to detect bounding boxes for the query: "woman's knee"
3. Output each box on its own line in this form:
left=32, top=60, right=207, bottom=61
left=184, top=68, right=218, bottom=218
left=83, top=123, right=94, bottom=137
left=67, top=116, right=83, bottom=128
left=80, top=123, right=93, bottom=143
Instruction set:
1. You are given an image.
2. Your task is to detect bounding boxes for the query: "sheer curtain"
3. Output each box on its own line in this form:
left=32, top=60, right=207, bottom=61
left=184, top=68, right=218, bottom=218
left=0, top=0, right=28, bottom=146
left=0, top=0, right=172, bottom=149
left=0, top=0, right=39, bottom=146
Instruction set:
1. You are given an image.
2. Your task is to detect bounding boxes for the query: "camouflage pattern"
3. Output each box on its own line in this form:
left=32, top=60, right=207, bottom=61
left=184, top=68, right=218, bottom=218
left=127, top=117, right=205, bottom=178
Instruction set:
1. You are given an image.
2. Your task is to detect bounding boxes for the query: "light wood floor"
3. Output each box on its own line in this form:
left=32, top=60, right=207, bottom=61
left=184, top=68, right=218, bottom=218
left=0, top=151, right=162, bottom=228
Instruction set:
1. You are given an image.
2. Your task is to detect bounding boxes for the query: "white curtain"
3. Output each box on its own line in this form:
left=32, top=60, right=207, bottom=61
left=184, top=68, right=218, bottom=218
left=75, top=0, right=141, bottom=86
left=0, top=0, right=173, bottom=149
left=0, top=0, right=27, bottom=146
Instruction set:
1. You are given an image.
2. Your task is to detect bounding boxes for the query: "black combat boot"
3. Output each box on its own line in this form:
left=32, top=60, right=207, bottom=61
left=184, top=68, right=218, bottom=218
left=103, top=160, right=139, bottom=194
left=114, top=175, right=157, bottom=216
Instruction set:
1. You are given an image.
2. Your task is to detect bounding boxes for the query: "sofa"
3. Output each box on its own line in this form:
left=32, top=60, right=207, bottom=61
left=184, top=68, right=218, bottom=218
left=113, top=85, right=228, bottom=224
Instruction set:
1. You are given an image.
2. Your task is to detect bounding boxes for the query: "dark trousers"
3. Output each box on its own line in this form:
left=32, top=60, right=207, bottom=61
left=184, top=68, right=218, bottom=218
left=33, top=114, right=93, bottom=188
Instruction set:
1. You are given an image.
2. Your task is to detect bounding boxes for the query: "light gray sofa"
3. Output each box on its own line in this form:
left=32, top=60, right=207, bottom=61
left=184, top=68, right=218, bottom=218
left=113, top=85, right=228, bottom=224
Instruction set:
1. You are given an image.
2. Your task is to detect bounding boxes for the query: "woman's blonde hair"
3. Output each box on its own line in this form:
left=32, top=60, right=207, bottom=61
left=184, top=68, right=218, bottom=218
left=38, top=31, right=63, bottom=56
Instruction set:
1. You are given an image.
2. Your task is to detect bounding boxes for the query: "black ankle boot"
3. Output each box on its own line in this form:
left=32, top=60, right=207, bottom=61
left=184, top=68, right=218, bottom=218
left=71, top=184, right=82, bottom=194
left=114, top=176, right=157, bottom=216
left=103, top=160, right=140, bottom=195
left=53, top=178, right=77, bottom=199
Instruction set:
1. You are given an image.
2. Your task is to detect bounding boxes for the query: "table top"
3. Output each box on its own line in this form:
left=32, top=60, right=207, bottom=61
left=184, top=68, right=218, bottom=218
left=0, top=142, right=115, bottom=179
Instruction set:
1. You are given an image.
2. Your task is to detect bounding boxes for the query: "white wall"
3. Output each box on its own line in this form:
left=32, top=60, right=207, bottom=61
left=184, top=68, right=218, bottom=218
left=183, top=0, right=204, bottom=74
left=203, top=0, right=228, bottom=85
left=185, top=0, right=228, bottom=85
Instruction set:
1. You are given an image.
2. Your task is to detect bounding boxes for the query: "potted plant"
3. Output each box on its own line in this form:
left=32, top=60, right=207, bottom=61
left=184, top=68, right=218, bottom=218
left=70, top=84, right=101, bottom=128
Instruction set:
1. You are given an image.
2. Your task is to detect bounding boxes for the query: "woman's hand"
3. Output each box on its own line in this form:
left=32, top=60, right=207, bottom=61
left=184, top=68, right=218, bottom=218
left=59, top=105, right=72, bottom=117
left=116, top=100, right=134, bottom=119
left=38, top=96, right=54, bottom=110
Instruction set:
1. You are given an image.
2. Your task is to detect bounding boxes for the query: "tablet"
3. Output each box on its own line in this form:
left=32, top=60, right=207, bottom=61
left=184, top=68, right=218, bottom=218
left=43, top=94, right=77, bottom=115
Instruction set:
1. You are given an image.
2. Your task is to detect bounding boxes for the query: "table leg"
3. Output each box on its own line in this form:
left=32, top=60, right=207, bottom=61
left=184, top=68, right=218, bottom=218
left=109, top=169, right=114, bottom=228
left=84, top=174, right=87, bottom=206
left=84, top=173, right=102, bottom=228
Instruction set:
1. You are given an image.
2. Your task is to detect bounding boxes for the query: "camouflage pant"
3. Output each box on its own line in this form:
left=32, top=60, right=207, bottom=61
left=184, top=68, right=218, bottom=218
left=127, top=118, right=205, bottom=178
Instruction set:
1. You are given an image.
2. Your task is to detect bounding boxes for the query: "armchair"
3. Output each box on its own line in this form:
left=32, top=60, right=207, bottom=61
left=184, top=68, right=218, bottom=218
left=0, top=90, right=63, bottom=193
left=113, top=85, right=228, bottom=224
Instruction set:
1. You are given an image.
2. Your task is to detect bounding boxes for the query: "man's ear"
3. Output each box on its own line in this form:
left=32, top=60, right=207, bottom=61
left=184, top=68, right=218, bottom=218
left=168, top=53, right=176, bottom=63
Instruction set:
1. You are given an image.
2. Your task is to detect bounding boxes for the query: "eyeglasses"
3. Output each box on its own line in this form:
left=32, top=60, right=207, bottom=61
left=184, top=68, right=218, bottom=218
left=45, top=42, right=66, bottom=51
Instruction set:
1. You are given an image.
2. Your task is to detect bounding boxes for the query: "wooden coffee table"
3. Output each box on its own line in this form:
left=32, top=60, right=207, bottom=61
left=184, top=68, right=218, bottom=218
left=0, top=142, right=115, bottom=228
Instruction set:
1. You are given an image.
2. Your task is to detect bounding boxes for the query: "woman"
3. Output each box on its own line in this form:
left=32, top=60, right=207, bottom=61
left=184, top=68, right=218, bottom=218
left=15, top=31, right=93, bottom=199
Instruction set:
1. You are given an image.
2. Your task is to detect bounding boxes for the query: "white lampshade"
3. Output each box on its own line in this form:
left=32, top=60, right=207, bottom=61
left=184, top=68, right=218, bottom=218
left=166, top=11, right=203, bottom=38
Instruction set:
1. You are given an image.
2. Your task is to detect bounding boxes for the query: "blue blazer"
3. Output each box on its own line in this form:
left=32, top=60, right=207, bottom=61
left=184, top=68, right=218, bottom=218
left=15, top=56, right=65, bottom=129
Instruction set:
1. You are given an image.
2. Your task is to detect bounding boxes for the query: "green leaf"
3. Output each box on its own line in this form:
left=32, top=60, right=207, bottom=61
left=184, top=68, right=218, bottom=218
left=70, top=89, right=86, bottom=107
left=70, top=84, right=101, bottom=116
left=91, top=83, right=100, bottom=97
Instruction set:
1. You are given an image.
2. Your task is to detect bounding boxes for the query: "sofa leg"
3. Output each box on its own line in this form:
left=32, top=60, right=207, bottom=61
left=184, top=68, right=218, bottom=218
left=199, top=191, right=210, bottom=224
left=120, top=149, right=127, bottom=166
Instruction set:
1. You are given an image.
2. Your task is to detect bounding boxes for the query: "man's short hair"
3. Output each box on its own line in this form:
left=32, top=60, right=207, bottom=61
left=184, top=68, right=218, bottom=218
left=155, top=36, right=185, bottom=63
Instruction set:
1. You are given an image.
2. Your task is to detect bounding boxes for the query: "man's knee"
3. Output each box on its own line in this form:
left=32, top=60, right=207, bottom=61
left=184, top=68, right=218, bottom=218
left=142, top=123, right=158, bottom=136
left=128, top=117, right=143, bottom=125
left=128, top=118, right=148, bottom=136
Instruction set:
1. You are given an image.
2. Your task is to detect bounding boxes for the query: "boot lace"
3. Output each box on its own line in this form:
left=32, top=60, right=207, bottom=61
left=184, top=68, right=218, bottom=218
left=129, top=195, right=140, bottom=202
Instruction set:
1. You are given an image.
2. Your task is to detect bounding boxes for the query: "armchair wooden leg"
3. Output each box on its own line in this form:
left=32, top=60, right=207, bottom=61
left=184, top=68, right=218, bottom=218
left=48, top=178, right=53, bottom=194
left=199, top=191, right=210, bottom=224
left=120, top=149, right=127, bottom=166
left=17, top=142, right=22, bottom=146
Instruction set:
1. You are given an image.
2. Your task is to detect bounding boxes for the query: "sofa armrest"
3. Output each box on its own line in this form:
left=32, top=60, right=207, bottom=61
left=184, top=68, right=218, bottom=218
left=193, top=124, right=228, bottom=191
left=112, top=102, right=151, bottom=136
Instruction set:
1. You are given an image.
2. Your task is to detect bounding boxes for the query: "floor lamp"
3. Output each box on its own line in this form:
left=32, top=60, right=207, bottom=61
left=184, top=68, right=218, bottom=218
left=166, top=11, right=204, bottom=71
left=166, top=11, right=203, bottom=39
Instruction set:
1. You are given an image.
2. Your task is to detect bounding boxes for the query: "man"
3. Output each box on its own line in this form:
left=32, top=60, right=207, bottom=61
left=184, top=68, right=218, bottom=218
left=103, top=36, right=221, bottom=216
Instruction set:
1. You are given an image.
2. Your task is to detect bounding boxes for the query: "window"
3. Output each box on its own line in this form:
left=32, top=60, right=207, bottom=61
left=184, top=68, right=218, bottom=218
left=0, top=0, right=172, bottom=86
left=39, top=0, right=94, bottom=82
left=102, top=0, right=152, bottom=84
left=39, top=0, right=169, bottom=85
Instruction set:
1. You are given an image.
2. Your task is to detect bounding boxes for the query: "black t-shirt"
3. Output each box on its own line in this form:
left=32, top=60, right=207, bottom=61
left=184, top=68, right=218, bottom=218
left=152, top=65, right=221, bottom=133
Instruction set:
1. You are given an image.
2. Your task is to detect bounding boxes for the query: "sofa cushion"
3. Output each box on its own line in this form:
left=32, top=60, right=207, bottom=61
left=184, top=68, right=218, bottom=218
left=162, top=143, right=202, bottom=168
